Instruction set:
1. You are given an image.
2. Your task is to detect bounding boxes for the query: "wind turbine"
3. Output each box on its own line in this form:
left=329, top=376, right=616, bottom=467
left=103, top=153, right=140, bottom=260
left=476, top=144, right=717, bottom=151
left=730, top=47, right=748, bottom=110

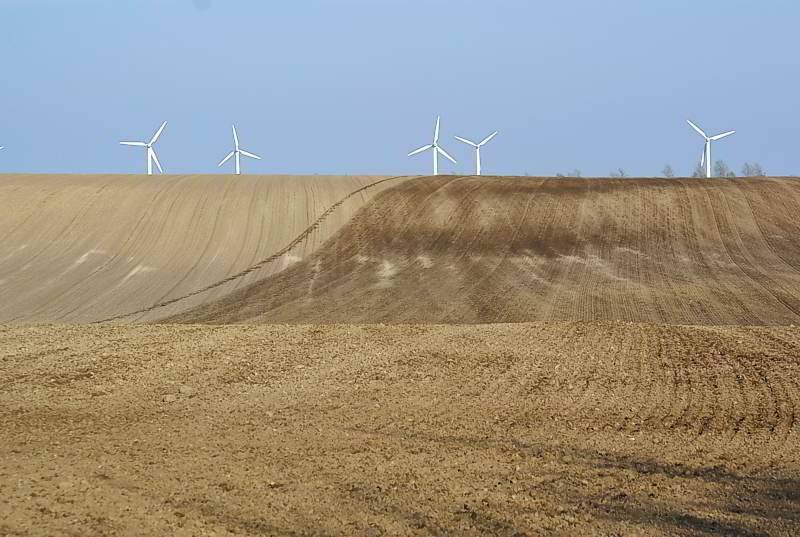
left=407, top=116, right=457, bottom=176
left=455, top=131, right=498, bottom=176
left=218, top=125, right=261, bottom=175
left=687, top=120, right=735, bottom=178
left=120, top=121, right=167, bottom=175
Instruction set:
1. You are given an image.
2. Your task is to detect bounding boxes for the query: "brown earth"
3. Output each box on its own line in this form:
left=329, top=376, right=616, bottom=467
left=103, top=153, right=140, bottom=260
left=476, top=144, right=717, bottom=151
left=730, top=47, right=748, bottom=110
left=3, top=175, right=800, bottom=536
left=1, top=322, right=799, bottom=536
left=0, top=174, right=401, bottom=323
left=172, top=176, right=800, bottom=325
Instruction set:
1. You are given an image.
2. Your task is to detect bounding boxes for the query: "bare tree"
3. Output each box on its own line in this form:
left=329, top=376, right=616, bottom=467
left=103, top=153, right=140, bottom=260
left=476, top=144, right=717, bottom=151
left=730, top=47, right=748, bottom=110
left=609, top=168, right=627, bottom=178
left=714, top=160, right=736, bottom=178
left=742, top=163, right=766, bottom=177
left=662, top=165, right=675, bottom=178
left=692, top=163, right=705, bottom=178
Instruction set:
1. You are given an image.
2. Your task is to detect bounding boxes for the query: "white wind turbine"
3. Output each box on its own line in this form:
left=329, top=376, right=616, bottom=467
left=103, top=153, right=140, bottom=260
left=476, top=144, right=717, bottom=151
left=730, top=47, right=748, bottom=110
left=120, top=121, right=167, bottom=175
left=687, top=120, right=735, bottom=178
left=408, top=116, right=457, bottom=176
left=455, top=131, right=498, bottom=176
left=218, top=125, right=261, bottom=175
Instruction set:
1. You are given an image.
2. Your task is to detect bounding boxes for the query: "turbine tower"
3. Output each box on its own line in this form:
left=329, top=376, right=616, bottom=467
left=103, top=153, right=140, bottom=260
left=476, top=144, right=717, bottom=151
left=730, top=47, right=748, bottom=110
left=120, top=121, right=167, bottom=175
left=408, top=116, right=457, bottom=176
left=455, top=131, right=498, bottom=176
left=218, top=125, right=261, bottom=175
left=687, top=120, right=735, bottom=178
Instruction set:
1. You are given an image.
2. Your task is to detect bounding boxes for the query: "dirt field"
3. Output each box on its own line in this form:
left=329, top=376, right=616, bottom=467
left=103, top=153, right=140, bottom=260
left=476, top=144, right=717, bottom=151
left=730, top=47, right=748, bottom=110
left=1, top=322, right=799, bottom=536
left=174, top=176, right=800, bottom=325
left=2, top=175, right=800, bottom=535
left=0, top=174, right=400, bottom=323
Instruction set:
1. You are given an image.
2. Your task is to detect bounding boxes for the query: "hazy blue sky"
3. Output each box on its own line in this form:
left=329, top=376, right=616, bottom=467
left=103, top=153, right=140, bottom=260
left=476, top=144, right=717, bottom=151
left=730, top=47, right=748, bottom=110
left=2, top=0, right=799, bottom=176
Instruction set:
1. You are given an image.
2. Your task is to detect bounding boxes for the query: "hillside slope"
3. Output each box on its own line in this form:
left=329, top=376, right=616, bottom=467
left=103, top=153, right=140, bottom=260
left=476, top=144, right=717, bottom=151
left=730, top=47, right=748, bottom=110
left=0, top=174, right=401, bottom=323
left=171, top=176, right=800, bottom=325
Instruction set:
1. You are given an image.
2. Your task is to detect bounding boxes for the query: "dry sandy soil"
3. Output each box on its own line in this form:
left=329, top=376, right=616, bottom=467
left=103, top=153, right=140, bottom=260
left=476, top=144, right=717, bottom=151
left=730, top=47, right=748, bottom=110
left=1, top=322, right=799, bottom=536
left=2, top=175, right=800, bottom=536
left=0, top=174, right=400, bottom=323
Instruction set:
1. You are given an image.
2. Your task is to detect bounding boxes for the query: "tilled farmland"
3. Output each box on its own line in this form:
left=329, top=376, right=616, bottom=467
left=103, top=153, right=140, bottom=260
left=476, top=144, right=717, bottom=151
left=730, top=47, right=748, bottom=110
left=1, top=322, right=799, bottom=536
left=0, top=174, right=399, bottom=323
left=174, top=176, right=800, bottom=325
left=1, top=175, right=800, bottom=536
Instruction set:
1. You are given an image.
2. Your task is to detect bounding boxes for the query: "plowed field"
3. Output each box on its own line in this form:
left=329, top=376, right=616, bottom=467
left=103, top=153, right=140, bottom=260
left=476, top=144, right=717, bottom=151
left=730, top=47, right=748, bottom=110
left=2, top=175, right=800, bottom=536
left=0, top=174, right=399, bottom=323
left=173, top=176, right=800, bottom=325
left=1, top=322, right=799, bottom=536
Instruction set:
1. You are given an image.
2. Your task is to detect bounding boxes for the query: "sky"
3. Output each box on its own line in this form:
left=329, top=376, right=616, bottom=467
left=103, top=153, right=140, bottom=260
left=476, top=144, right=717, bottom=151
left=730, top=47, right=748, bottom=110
left=1, top=0, right=799, bottom=177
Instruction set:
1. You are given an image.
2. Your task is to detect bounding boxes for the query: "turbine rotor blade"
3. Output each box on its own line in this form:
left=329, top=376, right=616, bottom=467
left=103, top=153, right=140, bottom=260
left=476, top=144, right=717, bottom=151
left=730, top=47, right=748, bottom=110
left=434, top=116, right=440, bottom=143
left=218, top=151, right=235, bottom=167
left=710, top=130, right=736, bottom=141
left=687, top=120, right=707, bottom=138
left=232, top=125, right=239, bottom=149
left=240, top=149, right=261, bottom=160
left=120, top=141, right=147, bottom=146
left=150, top=121, right=167, bottom=145
left=408, top=144, right=433, bottom=157
left=437, top=146, right=457, bottom=164
left=479, top=131, right=499, bottom=146
left=455, top=136, right=478, bottom=147
left=149, top=148, right=163, bottom=173
left=700, top=145, right=706, bottom=167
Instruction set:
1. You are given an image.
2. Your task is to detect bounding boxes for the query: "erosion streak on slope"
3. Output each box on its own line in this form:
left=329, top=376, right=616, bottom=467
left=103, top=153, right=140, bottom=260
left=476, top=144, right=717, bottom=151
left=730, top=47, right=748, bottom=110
left=0, top=174, right=401, bottom=323
left=171, top=176, right=800, bottom=325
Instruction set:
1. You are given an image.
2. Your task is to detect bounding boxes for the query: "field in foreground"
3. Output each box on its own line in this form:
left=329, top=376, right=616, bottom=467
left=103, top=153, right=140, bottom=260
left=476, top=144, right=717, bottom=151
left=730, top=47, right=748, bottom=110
left=2, top=322, right=799, bottom=536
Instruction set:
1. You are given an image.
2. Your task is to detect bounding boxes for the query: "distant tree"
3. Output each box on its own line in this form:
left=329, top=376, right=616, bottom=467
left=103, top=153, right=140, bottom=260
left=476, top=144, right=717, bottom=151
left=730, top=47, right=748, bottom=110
left=692, top=163, right=706, bottom=178
left=742, top=162, right=766, bottom=177
left=714, top=160, right=736, bottom=178
left=568, top=169, right=582, bottom=178
left=662, top=165, right=675, bottom=178
left=609, top=168, right=627, bottom=178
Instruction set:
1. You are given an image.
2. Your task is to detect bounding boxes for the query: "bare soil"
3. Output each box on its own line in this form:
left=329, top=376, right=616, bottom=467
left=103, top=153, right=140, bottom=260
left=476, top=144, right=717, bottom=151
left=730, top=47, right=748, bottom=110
left=3, top=175, right=800, bottom=535
left=2, top=322, right=799, bottom=536
left=173, top=176, right=800, bottom=325
left=0, top=174, right=398, bottom=323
